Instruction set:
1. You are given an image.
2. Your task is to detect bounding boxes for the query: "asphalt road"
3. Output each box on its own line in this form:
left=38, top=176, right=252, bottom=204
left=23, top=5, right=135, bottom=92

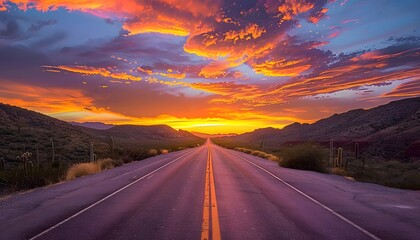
left=0, top=140, right=419, bottom=240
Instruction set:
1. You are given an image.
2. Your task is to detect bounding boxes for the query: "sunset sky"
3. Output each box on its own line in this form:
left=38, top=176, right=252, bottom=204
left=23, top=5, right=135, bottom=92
left=0, top=0, right=419, bottom=134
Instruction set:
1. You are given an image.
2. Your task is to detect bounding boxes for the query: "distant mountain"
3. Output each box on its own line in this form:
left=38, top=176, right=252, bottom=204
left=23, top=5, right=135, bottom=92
left=70, top=121, right=114, bottom=130
left=191, top=132, right=238, bottom=139
left=0, top=103, right=203, bottom=166
left=215, top=97, right=420, bottom=160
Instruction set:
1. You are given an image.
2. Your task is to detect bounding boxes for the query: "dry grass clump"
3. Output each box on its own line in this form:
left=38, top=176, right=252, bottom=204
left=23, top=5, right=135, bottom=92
left=160, top=149, right=169, bottom=154
left=265, top=154, right=280, bottom=162
left=331, top=167, right=346, bottom=176
left=234, top=147, right=280, bottom=162
left=97, top=158, right=116, bottom=170
left=148, top=149, right=158, bottom=156
left=66, top=162, right=100, bottom=180
left=65, top=158, right=118, bottom=180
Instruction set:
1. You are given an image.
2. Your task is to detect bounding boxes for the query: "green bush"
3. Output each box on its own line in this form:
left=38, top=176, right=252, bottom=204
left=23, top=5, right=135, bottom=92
left=279, top=143, right=327, bottom=173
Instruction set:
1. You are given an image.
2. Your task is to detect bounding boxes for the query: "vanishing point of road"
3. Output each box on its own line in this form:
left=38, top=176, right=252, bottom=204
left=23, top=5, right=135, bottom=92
left=1, top=140, right=419, bottom=240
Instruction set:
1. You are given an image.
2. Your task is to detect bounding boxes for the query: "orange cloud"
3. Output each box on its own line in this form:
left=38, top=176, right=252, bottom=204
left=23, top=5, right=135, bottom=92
left=44, top=65, right=142, bottom=81
left=0, top=1, right=7, bottom=11
left=250, top=58, right=311, bottom=77
left=199, top=61, right=231, bottom=79
left=278, top=0, right=315, bottom=22
left=382, top=79, right=420, bottom=98
left=308, top=8, right=328, bottom=23
left=350, top=49, right=415, bottom=62
left=9, top=0, right=221, bottom=36
left=0, top=80, right=94, bottom=113
left=265, top=65, right=420, bottom=101
left=137, top=66, right=153, bottom=75
left=146, top=76, right=190, bottom=87
left=6, top=0, right=329, bottom=81
left=224, top=24, right=266, bottom=43
left=158, top=69, right=186, bottom=80
left=190, top=82, right=265, bottom=104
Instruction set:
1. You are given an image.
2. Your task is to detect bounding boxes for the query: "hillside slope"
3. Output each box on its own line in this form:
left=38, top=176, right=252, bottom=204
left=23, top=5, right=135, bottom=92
left=0, top=103, right=203, bottom=167
left=215, top=97, right=420, bottom=160
left=0, top=104, right=92, bottom=166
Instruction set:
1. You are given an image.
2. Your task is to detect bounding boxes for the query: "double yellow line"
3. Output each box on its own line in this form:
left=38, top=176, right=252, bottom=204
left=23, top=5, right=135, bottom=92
left=201, top=146, right=221, bottom=240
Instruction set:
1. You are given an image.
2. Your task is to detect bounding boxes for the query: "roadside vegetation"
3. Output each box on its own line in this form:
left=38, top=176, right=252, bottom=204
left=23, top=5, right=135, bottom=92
left=234, top=147, right=279, bottom=161
left=0, top=145, right=198, bottom=195
left=65, top=158, right=122, bottom=180
left=217, top=142, right=420, bottom=190
left=278, top=143, right=328, bottom=173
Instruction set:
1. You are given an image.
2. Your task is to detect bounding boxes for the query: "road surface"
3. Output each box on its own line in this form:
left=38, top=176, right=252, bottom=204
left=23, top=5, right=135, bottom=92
left=0, top=140, right=419, bottom=240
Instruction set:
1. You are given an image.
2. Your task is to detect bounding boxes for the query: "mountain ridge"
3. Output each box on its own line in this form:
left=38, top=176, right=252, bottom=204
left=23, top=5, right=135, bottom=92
left=215, top=97, right=420, bottom=160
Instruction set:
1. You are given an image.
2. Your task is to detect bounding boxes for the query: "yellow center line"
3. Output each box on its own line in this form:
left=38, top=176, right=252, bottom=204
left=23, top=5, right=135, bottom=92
left=209, top=148, right=221, bottom=240
left=201, top=144, right=221, bottom=240
left=201, top=150, right=210, bottom=240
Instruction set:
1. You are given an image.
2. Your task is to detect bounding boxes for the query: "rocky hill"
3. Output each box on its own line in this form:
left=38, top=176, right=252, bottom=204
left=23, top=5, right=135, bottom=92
left=214, top=97, right=420, bottom=161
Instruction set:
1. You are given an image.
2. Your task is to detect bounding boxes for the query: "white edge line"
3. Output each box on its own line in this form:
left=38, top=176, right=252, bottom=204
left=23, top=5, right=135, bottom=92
left=233, top=152, right=381, bottom=240
left=29, top=149, right=196, bottom=240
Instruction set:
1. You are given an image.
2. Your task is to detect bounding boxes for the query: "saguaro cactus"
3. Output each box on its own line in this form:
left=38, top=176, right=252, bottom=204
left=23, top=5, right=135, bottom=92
left=337, top=147, right=343, bottom=169
left=89, top=143, right=95, bottom=162
left=0, top=157, right=5, bottom=179
left=50, top=139, right=55, bottom=163
left=18, top=152, right=32, bottom=178
left=35, top=144, right=40, bottom=170
left=260, top=135, right=265, bottom=151
left=355, top=142, right=360, bottom=160
left=329, top=139, right=334, bottom=167
left=28, top=160, right=34, bottom=180
left=109, top=137, right=114, bottom=154
left=0, top=157, right=5, bottom=171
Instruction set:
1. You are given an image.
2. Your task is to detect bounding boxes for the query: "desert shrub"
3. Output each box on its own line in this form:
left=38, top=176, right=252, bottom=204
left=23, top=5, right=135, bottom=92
left=160, top=149, right=169, bottom=154
left=148, top=149, right=158, bottom=156
left=331, top=167, right=346, bottom=176
left=234, top=147, right=280, bottom=162
left=346, top=160, right=420, bottom=190
left=279, top=143, right=327, bottom=173
left=98, top=158, right=116, bottom=170
left=65, top=162, right=100, bottom=180
left=251, top=150, right=261, bottom=156
left=65, top=158, right=118, bottom=180
left=243, top=149, right=252, bottom=154
left=265, top=154, right=280, bottom=162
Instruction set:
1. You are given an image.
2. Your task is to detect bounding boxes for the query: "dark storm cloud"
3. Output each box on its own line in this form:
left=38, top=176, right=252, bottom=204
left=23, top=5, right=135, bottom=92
left=29, top=19, right=57, bottom=32
left=0, top=20, right=20, bottom=38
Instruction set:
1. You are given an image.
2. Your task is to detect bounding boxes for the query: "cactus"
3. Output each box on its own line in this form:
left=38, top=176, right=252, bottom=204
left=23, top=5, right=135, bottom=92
left=35, top=144, right=40, bottom=170
left=345, top=157, right=349, bottom=170
left=329, top=139, right=334, bottom=167
left=0, top=157, right=5, bottom=179
left=355, top=142, right=360, bottom=160
left=89, top=143, right=95, bottom=162
left=18, top=152, right=32, bottom=177
left=109, top=137, right=114, bottom=154
left=260, top=135, right=265, bottom=151
left=362, top=155, right=366, bottom=170
left=50, top=139, right=55, bottom=163
left=0, top=157, right=5, bottom=171
left=337, top=147, right=343, bottom=169
left=27, top=160, right=34, bottom=180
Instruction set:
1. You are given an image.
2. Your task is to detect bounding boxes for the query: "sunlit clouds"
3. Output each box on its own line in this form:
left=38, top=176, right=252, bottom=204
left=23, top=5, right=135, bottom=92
left=0, top=0, right=419, bottom=133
